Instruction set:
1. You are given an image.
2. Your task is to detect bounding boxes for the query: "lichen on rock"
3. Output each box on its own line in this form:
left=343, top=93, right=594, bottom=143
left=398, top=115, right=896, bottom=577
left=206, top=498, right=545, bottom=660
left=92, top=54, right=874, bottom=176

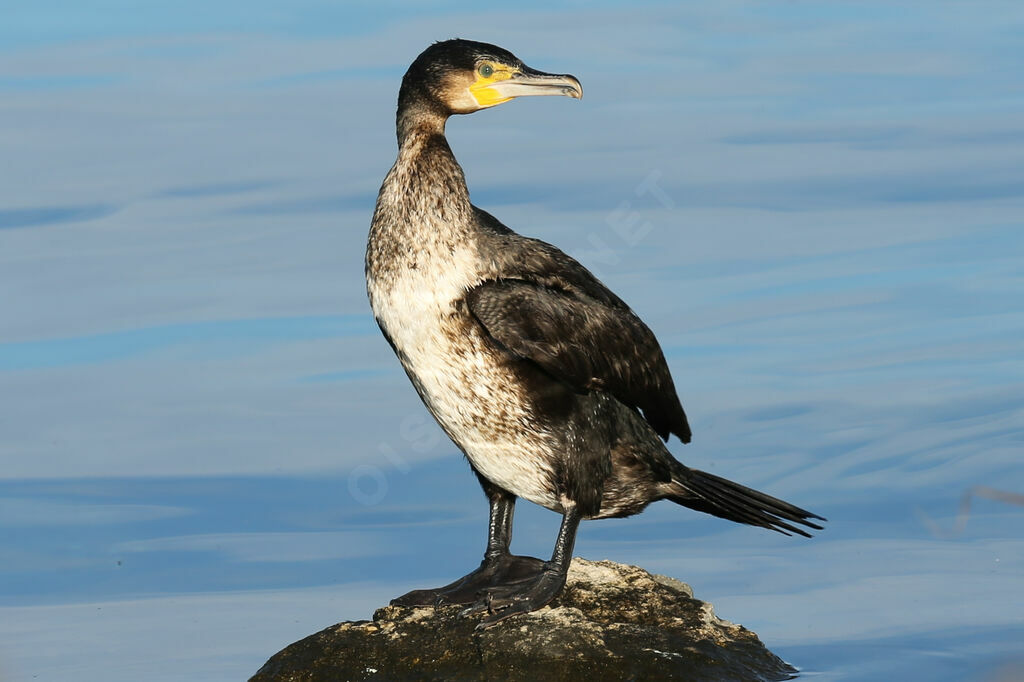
left=250, top=558, right=796, bottom=682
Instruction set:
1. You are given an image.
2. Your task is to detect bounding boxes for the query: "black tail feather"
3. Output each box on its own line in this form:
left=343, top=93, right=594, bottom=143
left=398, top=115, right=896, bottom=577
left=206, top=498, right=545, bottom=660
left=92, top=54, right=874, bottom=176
left=668, top=467, right=825, bottom=538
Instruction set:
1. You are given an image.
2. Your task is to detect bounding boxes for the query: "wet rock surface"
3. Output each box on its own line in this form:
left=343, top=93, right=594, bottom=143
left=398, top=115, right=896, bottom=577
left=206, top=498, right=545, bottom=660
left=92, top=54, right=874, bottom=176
left=250, top=558, right=796, bottom=681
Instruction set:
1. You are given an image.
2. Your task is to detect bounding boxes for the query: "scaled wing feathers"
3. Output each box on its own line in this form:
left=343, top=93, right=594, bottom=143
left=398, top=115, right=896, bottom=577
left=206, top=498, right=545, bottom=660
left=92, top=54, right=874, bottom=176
left=465, top=277, right=691, bottom=443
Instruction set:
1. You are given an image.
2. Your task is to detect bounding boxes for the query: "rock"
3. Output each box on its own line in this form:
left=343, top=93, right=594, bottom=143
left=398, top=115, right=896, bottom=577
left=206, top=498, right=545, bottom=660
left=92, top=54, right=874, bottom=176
left=250, top=558, right=796, bottom=682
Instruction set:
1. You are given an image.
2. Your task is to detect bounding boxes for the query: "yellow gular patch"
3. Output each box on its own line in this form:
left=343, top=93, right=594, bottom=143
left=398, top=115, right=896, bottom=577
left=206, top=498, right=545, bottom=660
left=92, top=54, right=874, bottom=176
left=469, top=64, right=517, bottom=108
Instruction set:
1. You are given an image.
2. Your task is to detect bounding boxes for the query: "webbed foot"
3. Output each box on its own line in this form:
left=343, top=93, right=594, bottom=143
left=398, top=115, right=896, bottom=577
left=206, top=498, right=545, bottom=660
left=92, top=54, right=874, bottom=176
left=460, top=563, right=568, bottom=630
left=390, top=554, right=545, bottom=607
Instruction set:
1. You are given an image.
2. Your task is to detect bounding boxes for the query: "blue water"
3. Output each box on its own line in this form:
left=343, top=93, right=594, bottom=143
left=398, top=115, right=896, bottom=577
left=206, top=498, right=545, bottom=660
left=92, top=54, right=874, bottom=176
left=2, top=3, right=1023, bottom=680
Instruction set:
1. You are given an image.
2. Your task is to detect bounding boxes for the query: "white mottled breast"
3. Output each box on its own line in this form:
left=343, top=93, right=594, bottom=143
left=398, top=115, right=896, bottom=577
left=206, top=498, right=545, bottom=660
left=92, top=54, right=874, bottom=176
left=369, top=265, right=559, bottom=510
left=367, top=172, right=560, bottom=510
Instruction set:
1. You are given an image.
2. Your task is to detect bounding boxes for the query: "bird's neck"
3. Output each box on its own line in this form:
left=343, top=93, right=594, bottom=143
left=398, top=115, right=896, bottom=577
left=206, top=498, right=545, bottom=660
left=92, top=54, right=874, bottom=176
left=368, top=105, right=476, bottom=282
left=386, top=106, right=473, bottom=222
left=396, top=101, right=447, bottom=147
left=395, top=110, right=461, bottom=183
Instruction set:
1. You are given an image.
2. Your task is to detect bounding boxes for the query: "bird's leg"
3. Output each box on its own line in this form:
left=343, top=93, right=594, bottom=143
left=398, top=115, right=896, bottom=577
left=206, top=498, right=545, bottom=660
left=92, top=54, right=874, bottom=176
left=461, top=503, right=582, bottom=629
left=390, top=490, right=545, bottom=607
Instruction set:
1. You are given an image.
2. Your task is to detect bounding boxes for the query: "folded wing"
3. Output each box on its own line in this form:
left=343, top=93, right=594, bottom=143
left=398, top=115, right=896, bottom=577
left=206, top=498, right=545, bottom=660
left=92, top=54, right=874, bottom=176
left=466, top=276, right=691, bottom=443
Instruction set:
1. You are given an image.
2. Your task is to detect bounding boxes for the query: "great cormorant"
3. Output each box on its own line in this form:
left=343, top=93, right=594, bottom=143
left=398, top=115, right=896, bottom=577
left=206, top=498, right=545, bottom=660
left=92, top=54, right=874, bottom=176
left=366, top=39, right=824, bottom=629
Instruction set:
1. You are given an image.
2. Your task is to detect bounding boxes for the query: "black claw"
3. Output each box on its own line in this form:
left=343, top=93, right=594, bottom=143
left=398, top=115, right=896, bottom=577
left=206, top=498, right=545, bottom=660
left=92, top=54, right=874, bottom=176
left=476, top=603, right=524, bottom=630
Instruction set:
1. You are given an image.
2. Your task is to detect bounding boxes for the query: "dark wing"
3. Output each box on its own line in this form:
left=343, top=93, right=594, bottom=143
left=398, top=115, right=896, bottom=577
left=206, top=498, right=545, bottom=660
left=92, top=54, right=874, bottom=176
left=465, top=275, right=691, bottom=443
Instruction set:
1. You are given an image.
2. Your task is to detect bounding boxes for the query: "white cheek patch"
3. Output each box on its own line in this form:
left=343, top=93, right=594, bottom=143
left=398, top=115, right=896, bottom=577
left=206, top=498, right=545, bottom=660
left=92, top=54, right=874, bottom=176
left=449, top=88, right=481, bottom=112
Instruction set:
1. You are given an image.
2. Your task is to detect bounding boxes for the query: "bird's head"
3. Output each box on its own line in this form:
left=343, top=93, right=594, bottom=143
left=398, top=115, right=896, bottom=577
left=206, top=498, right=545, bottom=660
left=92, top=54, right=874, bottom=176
left=399, top=39, right=583, bottom=117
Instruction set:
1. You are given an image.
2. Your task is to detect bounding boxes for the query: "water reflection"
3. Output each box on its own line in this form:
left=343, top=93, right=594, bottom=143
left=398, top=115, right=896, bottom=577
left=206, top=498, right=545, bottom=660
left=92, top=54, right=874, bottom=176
left=0, top=204, right=118, bottom=229
left=917, top=486, right=1024, bottom=539
left=1, top=466, right=1021, bottom=680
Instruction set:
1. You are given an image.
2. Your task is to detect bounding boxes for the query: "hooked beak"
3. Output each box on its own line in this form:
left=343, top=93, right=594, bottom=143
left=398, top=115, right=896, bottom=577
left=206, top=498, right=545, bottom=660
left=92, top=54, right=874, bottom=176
left=487, top=66, right=583, bottom=101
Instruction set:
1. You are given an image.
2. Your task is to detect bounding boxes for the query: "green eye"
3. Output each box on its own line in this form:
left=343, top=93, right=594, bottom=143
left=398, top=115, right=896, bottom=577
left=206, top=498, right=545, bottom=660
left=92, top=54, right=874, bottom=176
left=479, top=63, right=494, bottom=78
